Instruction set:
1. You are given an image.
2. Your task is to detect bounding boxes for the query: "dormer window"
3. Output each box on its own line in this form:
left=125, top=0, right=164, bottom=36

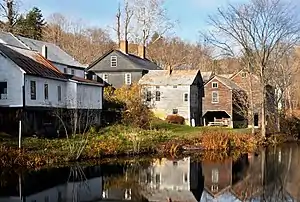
left=111, top=56, right=117, bottom=67
left=212, top=82, right=218, bottom=88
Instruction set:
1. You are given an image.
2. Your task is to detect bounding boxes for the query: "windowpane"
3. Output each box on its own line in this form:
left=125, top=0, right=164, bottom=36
left=155, top=91, right=160, bottom=101
left=212, top=169, right=219, bottom=183
left=212, top=91, right=219, bottom=103
left=111, top=56, right=117, bottom=67
left=146, top=91, right=151, bottom=101
left=44, top=84, right=48, bottom=100
left=173, top=85, right=177, bottom=88
left=30, top=81, right=36, bottom=100
left=173, top=109, right=178, bottom=114
left=212, top=82, right=218, bottom=88
left=63, top=68, right=67, bottom=73
left=71, top=69, right=75, bottom=75
left=183, top=173, right=188, bottom=182
left=241, top=72, right=247, bottom=78
left=103, top=74, right=108, bottom=82
left=156, top=174, right=161, bottom=184
left=57, top=86, right=61, bottom=101
left=184, top=93, right=188, bottom=101
left=125, top=73, right=131, bottom=85
left=0, top=82, right=7, bottom=99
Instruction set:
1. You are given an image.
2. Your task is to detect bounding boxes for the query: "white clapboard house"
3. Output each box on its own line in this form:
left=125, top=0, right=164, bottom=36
left=0, top=42, right=103, bottom=135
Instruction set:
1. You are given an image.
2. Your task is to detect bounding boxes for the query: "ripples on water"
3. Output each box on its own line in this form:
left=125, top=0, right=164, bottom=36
left=0, top=143, right=299, bottom=202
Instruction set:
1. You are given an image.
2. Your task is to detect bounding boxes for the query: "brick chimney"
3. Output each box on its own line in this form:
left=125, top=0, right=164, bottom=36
left=137, top=44, right=146, bottom=59
left=119, top=40, right=128, bottom=54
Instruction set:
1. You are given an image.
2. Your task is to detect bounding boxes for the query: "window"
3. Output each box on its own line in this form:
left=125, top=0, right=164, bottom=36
left=212, top=82, right=218, bottom=88
left=71, top=69, right=75, bottom=75
left=44, top=196, right=49, bottom=202
left=0, top=82, right=7, bottom=99
left=173, top=109, right=178, bottom=114
left=155, top=174, right=161, bottom=184
left=173, top=85, right=177, bottom=88
left=184, top=93, right=188, bottom=101
left=241, top=72, right=247, bottom=78
left=102, top=190, right=108, bottom=198
left=125, top=73, right=132, bottom=85
left=156, top=86, right=160, bottom=89
left=92, top=74, right=97, bottom=81
left=103, top=74, right=108, bottom=82
left=111, top=56, right=117, bottom=67
left=212, top=91, right=219, bottom=103
left=211, top=185, right=219, bottom=192
left=44, top=84, right=48, bottom=100
left=173, top=161, right=178, bottom=166
left=30, top=81, right=36, bottom=100
left=63, top=68, right=67, bottom=74
left=125, top=189, right=132, bottom=200
left=146, top=172, right=151, bottom=183
left=155, top=91, right=160, bottom=101
left=183, top=173, right=188, bottom=183
left=146, top=91, right=151, bottom=102
left=212, top=169, right=219, bottom=183
left=57, top=86, right=61, bottom=101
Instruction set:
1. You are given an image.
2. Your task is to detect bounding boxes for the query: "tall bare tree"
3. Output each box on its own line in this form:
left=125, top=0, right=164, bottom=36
left=0, top=0, right=19, bottom=32
left=204, top=0, right=300, bottom=137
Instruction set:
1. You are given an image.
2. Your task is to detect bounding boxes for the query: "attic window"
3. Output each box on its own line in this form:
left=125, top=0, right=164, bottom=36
left=212, top=82, right=218, bottom=88
left=241, top=72, right=247, bottom=78
left=111, top=56, right=117, bottom=67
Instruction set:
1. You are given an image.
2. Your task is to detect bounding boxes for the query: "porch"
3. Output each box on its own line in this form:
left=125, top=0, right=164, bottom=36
left=203, top=111, right=233, bottom=128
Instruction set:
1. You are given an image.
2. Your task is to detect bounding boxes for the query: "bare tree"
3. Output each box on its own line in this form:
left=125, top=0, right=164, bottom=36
left=0, top=0, right=19, bottom=32
left=204, top=0, right=300, bottom=137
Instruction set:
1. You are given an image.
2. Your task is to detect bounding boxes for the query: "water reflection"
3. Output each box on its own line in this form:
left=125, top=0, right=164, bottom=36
left=0, top=143, right=299, bottom=202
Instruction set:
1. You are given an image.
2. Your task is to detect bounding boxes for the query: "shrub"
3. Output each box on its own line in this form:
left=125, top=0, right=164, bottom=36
left=165, top=115, right=185, bottom=125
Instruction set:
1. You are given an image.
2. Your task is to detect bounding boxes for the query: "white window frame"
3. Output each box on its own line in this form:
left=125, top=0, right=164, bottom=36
left=103, top=74, right=108, bottom=82
left=212, top=91, right=219, bottom=103
left=212, top=82, right=218, bottom=88
left=212, top=169, right=219, bottom=183
left=125, top=73, right=132, bottom=85
left=111, top=56, right=117, bottom=67
left=184, top=93, right=189, bottom=101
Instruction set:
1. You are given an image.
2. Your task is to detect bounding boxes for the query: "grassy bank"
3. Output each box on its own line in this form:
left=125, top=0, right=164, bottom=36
left=0, top=121, right=262, bottom=169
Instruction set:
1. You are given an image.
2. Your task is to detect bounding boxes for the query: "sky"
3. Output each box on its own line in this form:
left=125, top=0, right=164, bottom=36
left=18, top=0, right=254, bottom=43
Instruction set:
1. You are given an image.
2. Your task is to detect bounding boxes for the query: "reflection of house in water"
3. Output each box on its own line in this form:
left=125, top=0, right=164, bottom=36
left=140, top=157, right=204, bottom=201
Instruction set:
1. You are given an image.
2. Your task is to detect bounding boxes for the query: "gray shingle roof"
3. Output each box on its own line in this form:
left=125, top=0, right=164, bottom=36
left=126, top=51, right=161, bottom=70
left=0, top=32, right=27, bottom=48
left=138, top=70, right=199, bottom=86
left=15, top=35, right=86, bottom=68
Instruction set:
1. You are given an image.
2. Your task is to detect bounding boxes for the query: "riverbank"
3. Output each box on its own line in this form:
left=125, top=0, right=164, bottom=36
left=0, top=121, right=286, bottom=169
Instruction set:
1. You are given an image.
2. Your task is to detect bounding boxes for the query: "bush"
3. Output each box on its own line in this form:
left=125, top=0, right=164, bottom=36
left=280, top=116, right=300, bottom=138
left=166, top=115, right=185, bottom=125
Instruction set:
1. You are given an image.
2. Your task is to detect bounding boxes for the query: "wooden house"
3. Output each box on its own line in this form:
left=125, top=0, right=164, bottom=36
left=138, top=69, right=203, bottom=126
left=0, top=43, right=103, bottom=135
left=87, top=40, right=161, bottom=88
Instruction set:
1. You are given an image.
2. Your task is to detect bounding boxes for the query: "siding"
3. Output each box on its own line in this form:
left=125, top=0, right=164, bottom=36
left=203, top=78, right=233, bottom=117
left=77, top=83, right=102, bottom=109
left=54, top=63, right=85, bottom=78
left=145, top=85, right=190, bottom=121
left=25, top=75, right=66, bottom=108
left=96, top=71, right=143, bottom=88
left=0, top=54, right=24, bottom=107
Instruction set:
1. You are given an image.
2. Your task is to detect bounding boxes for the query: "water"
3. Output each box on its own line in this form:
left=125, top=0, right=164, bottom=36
left=0, top=143, right=299, bottom=202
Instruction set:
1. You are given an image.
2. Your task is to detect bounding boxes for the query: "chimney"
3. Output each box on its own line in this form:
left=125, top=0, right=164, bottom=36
left=119, top=40, right=128, bottom=54
left=137, top=44, right=146, bottom=59
left=42, top=45, right=48, bottom=59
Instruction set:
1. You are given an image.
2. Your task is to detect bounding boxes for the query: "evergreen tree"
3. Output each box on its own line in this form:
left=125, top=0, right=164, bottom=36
left=16, top=7, right=46, bottom=40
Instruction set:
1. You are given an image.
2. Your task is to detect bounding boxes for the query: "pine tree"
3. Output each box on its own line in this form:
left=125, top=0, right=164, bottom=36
left=16, top=7, right=46, bottom=40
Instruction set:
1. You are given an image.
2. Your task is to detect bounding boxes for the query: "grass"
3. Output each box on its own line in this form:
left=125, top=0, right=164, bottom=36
left=0, top=120, right=261, bottom=169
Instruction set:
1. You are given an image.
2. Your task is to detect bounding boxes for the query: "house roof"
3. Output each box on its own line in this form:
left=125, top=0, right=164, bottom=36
left=70, top=76, right=104, bottom=86
left=218, top=73, right=234, bottom=79
left=0, top=31, right=27, bottom=48
left=138, top=70, right=200, bottom=86
left=143, top=189, right=197, bottom=202
left=14, top=35, right=86, bottom=68
left=201, top=71, right=214, bottom=82
left=206, top=75, right=242, bottom=90
left=88, top=49, right=162, bottom=71
left=0, top=44, right=66, bottom=80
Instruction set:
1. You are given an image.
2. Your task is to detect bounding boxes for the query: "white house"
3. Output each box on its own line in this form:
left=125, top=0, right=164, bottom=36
left=0, top=43, right=103, bottom=134
left=0, top=31, right=87, bottom=78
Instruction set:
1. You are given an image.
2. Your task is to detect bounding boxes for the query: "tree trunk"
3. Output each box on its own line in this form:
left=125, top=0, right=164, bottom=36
left=249, top=71, right=255, bottom=135
left=260, top=66, right=266, bottom=138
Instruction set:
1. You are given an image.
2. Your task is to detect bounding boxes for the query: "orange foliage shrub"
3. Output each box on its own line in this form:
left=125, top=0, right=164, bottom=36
left=166, top=115, right=185, bottom=125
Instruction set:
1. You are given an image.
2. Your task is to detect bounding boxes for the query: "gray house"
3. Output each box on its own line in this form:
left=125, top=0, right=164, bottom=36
left=138, top=69, right=203, bottom=126
left=87, top=40, right=161, bottom=88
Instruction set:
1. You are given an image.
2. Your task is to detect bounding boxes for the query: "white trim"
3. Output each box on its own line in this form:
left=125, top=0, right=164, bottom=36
left=110, top=56, right=117, bottom=67
left=212, top=91, right=219, bottom=103
left=124, top=73, right=132, bottom=85
left=212, top=82, right=218, bottom=88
